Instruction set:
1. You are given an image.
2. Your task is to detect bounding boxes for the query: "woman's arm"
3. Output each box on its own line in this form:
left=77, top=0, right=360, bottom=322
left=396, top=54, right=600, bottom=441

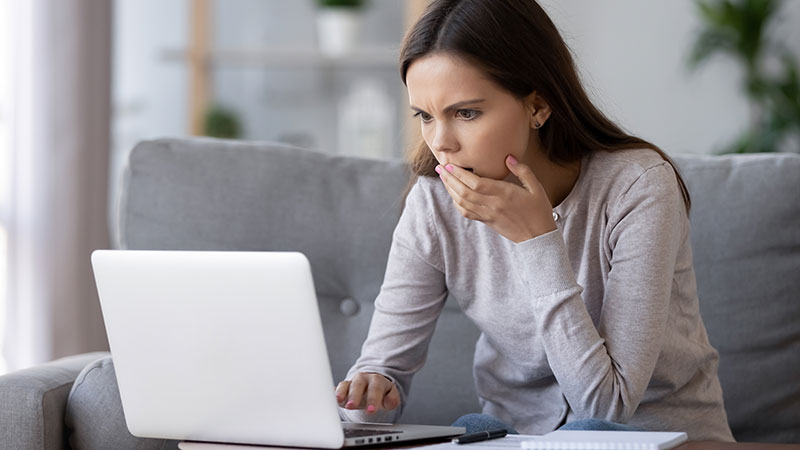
left=339, top=178, right=448, bottom=423
left=515, top=162, right=684, bottom=423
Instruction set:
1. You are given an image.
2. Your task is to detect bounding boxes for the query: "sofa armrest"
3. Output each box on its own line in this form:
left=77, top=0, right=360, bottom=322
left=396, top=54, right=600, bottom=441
left=0, top=352, right=111, bottom=450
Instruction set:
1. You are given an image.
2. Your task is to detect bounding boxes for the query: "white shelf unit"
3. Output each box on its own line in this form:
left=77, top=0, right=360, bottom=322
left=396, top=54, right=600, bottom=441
left=161, top=47, right=401, bottom=69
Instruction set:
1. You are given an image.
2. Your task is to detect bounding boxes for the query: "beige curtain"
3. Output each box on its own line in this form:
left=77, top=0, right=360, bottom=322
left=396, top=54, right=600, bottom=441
left=2, top=0, right=112, bottom=371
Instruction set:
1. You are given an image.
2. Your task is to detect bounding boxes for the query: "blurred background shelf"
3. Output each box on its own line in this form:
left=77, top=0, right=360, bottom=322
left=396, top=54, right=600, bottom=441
left=180, top=0, right=426, bottom=148
left=160, top=47, right=402, bottom=69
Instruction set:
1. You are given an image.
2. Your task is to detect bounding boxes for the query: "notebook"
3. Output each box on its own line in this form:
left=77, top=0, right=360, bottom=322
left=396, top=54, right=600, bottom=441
left=520, top=431, right=688, bottom=450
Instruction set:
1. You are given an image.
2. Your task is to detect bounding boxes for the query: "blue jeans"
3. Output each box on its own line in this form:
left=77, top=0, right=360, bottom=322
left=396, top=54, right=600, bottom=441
left=558, top=418, right=642, bottom=431
left=451, top=413, right=520, bottom=434
left=451, top=413, right=643, bottom=434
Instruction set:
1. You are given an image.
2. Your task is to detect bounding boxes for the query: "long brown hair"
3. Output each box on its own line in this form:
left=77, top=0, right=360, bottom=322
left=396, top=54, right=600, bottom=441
left=399, top=0, right=690, bottom=212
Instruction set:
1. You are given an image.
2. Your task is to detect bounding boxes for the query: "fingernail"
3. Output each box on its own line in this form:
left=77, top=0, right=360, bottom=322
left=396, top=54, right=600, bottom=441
left=345, top=401, right=354, bottom=408
left=508, top=155, right=518, bottom=165
left=434, top=166, right=442, bottom=174
left=445, top=164, right=454, bottom=173
left=367, top=405, right=376, bottom=413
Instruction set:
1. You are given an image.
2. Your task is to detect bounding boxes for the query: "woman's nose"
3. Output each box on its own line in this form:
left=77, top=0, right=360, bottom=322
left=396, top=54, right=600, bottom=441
left=430, top=123, right=458, bottom=153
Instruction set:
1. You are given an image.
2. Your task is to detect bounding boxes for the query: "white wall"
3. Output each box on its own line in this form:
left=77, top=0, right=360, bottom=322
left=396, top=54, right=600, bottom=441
left=540, top=0, right=800, bottom=154
left=111, top=0, right=188, bottom=245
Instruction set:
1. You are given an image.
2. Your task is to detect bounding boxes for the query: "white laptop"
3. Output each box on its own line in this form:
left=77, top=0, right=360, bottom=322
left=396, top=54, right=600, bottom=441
left=91, top=250, right=465, bottom=449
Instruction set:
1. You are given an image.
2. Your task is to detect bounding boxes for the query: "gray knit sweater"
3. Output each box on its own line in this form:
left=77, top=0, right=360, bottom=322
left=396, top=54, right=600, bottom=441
left=341, top=148, right=735, bottom=442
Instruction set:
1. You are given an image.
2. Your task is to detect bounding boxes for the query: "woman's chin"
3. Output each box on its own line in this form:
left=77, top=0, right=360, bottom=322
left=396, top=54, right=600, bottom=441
left=482, top=169, right=512, bottom=181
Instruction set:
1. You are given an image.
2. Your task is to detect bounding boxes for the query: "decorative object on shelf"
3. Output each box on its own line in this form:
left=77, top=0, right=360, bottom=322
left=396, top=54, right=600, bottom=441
left=338, top=78, right=394, bottom=158
left=688, top=0, right=799, bottom=154
left=314, top=0, right=368, bottom=57
left=203, top=104, right=242, bottom=139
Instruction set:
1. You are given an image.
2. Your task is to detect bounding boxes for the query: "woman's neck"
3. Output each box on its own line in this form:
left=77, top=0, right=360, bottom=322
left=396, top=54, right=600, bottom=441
left=504, top=146, right=581, bottom=209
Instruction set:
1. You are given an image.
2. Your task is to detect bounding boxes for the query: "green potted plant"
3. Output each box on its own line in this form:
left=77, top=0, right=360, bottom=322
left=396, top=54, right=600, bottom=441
left=314, top=0, right=368, bottom=57
left=203, top=104, right=242, bottom=139
left=688, top=0, right=800, bottom=153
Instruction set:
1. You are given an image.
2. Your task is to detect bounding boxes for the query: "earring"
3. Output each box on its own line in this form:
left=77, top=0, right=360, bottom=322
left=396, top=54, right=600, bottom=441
left=534, top=120, right=541, bottom=129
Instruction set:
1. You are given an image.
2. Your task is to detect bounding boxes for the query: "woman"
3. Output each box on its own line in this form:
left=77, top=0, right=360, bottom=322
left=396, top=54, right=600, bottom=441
left=335, top=0, right=734, bottom=441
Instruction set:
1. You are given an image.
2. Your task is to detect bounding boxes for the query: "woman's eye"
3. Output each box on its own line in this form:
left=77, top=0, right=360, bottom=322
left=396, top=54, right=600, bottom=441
left=456, top=109, right=480, bottom=120
left=413, top=111, right=433, bottom=123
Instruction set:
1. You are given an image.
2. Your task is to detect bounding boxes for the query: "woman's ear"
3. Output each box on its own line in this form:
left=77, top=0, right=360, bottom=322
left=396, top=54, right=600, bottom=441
left=525, top=91, right=552, bottom=130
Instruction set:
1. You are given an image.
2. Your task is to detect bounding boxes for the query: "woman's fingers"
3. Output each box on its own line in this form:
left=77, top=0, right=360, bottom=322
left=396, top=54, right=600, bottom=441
left=346, top=374, right=369, bottom=409
left=383, top=383, right=401, bottom=410
left=505, top=154, right=546, bottom=196
left=438, top=164, right=495, bottom=204
left=336, top=372, right=399, bottom=412
left=440, top=175, right=490, bottom=222
left=365, top=376, right=387, bottom=413
left=335, top=380, right=350, bottom=406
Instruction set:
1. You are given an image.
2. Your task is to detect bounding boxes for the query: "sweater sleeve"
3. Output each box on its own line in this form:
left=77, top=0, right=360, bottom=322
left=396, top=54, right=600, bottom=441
left=512, top=162, right=684, bottom=423
left=339, top=178, right=448, bottom=424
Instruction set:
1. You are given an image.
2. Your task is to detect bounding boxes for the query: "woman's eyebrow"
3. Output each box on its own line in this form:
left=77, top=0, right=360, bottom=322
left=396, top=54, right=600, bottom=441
left=410, top=98, right=486, bottom=114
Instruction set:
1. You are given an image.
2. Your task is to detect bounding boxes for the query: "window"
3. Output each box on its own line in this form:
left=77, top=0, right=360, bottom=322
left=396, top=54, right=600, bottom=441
left=0, top=0, right=11, bottom=375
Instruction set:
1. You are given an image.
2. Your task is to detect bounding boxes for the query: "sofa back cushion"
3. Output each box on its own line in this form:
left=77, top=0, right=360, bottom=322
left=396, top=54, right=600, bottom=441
left=673, top=153, right=800, bottom=443
left=120, top=137, right=482, bottom=425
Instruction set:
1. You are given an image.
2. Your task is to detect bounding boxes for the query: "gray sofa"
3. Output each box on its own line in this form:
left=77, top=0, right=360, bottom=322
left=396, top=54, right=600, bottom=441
left=1, top=137, right=798, bottom=449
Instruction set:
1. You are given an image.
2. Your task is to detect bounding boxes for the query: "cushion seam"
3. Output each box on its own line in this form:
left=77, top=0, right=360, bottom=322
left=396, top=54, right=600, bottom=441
left=71, top=362, right=107, bottom=393
left=42, top=382, right=74, bottom=450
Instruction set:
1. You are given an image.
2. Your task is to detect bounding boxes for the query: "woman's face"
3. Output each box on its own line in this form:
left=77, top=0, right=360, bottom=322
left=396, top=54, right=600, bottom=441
left=406, top=53, right=535, bottom=180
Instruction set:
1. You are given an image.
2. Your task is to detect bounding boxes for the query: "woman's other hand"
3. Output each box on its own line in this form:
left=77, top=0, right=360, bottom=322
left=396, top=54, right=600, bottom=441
left=336, top=372, right=401, bottom=414
left=435, top=155, right=557, bottom=243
